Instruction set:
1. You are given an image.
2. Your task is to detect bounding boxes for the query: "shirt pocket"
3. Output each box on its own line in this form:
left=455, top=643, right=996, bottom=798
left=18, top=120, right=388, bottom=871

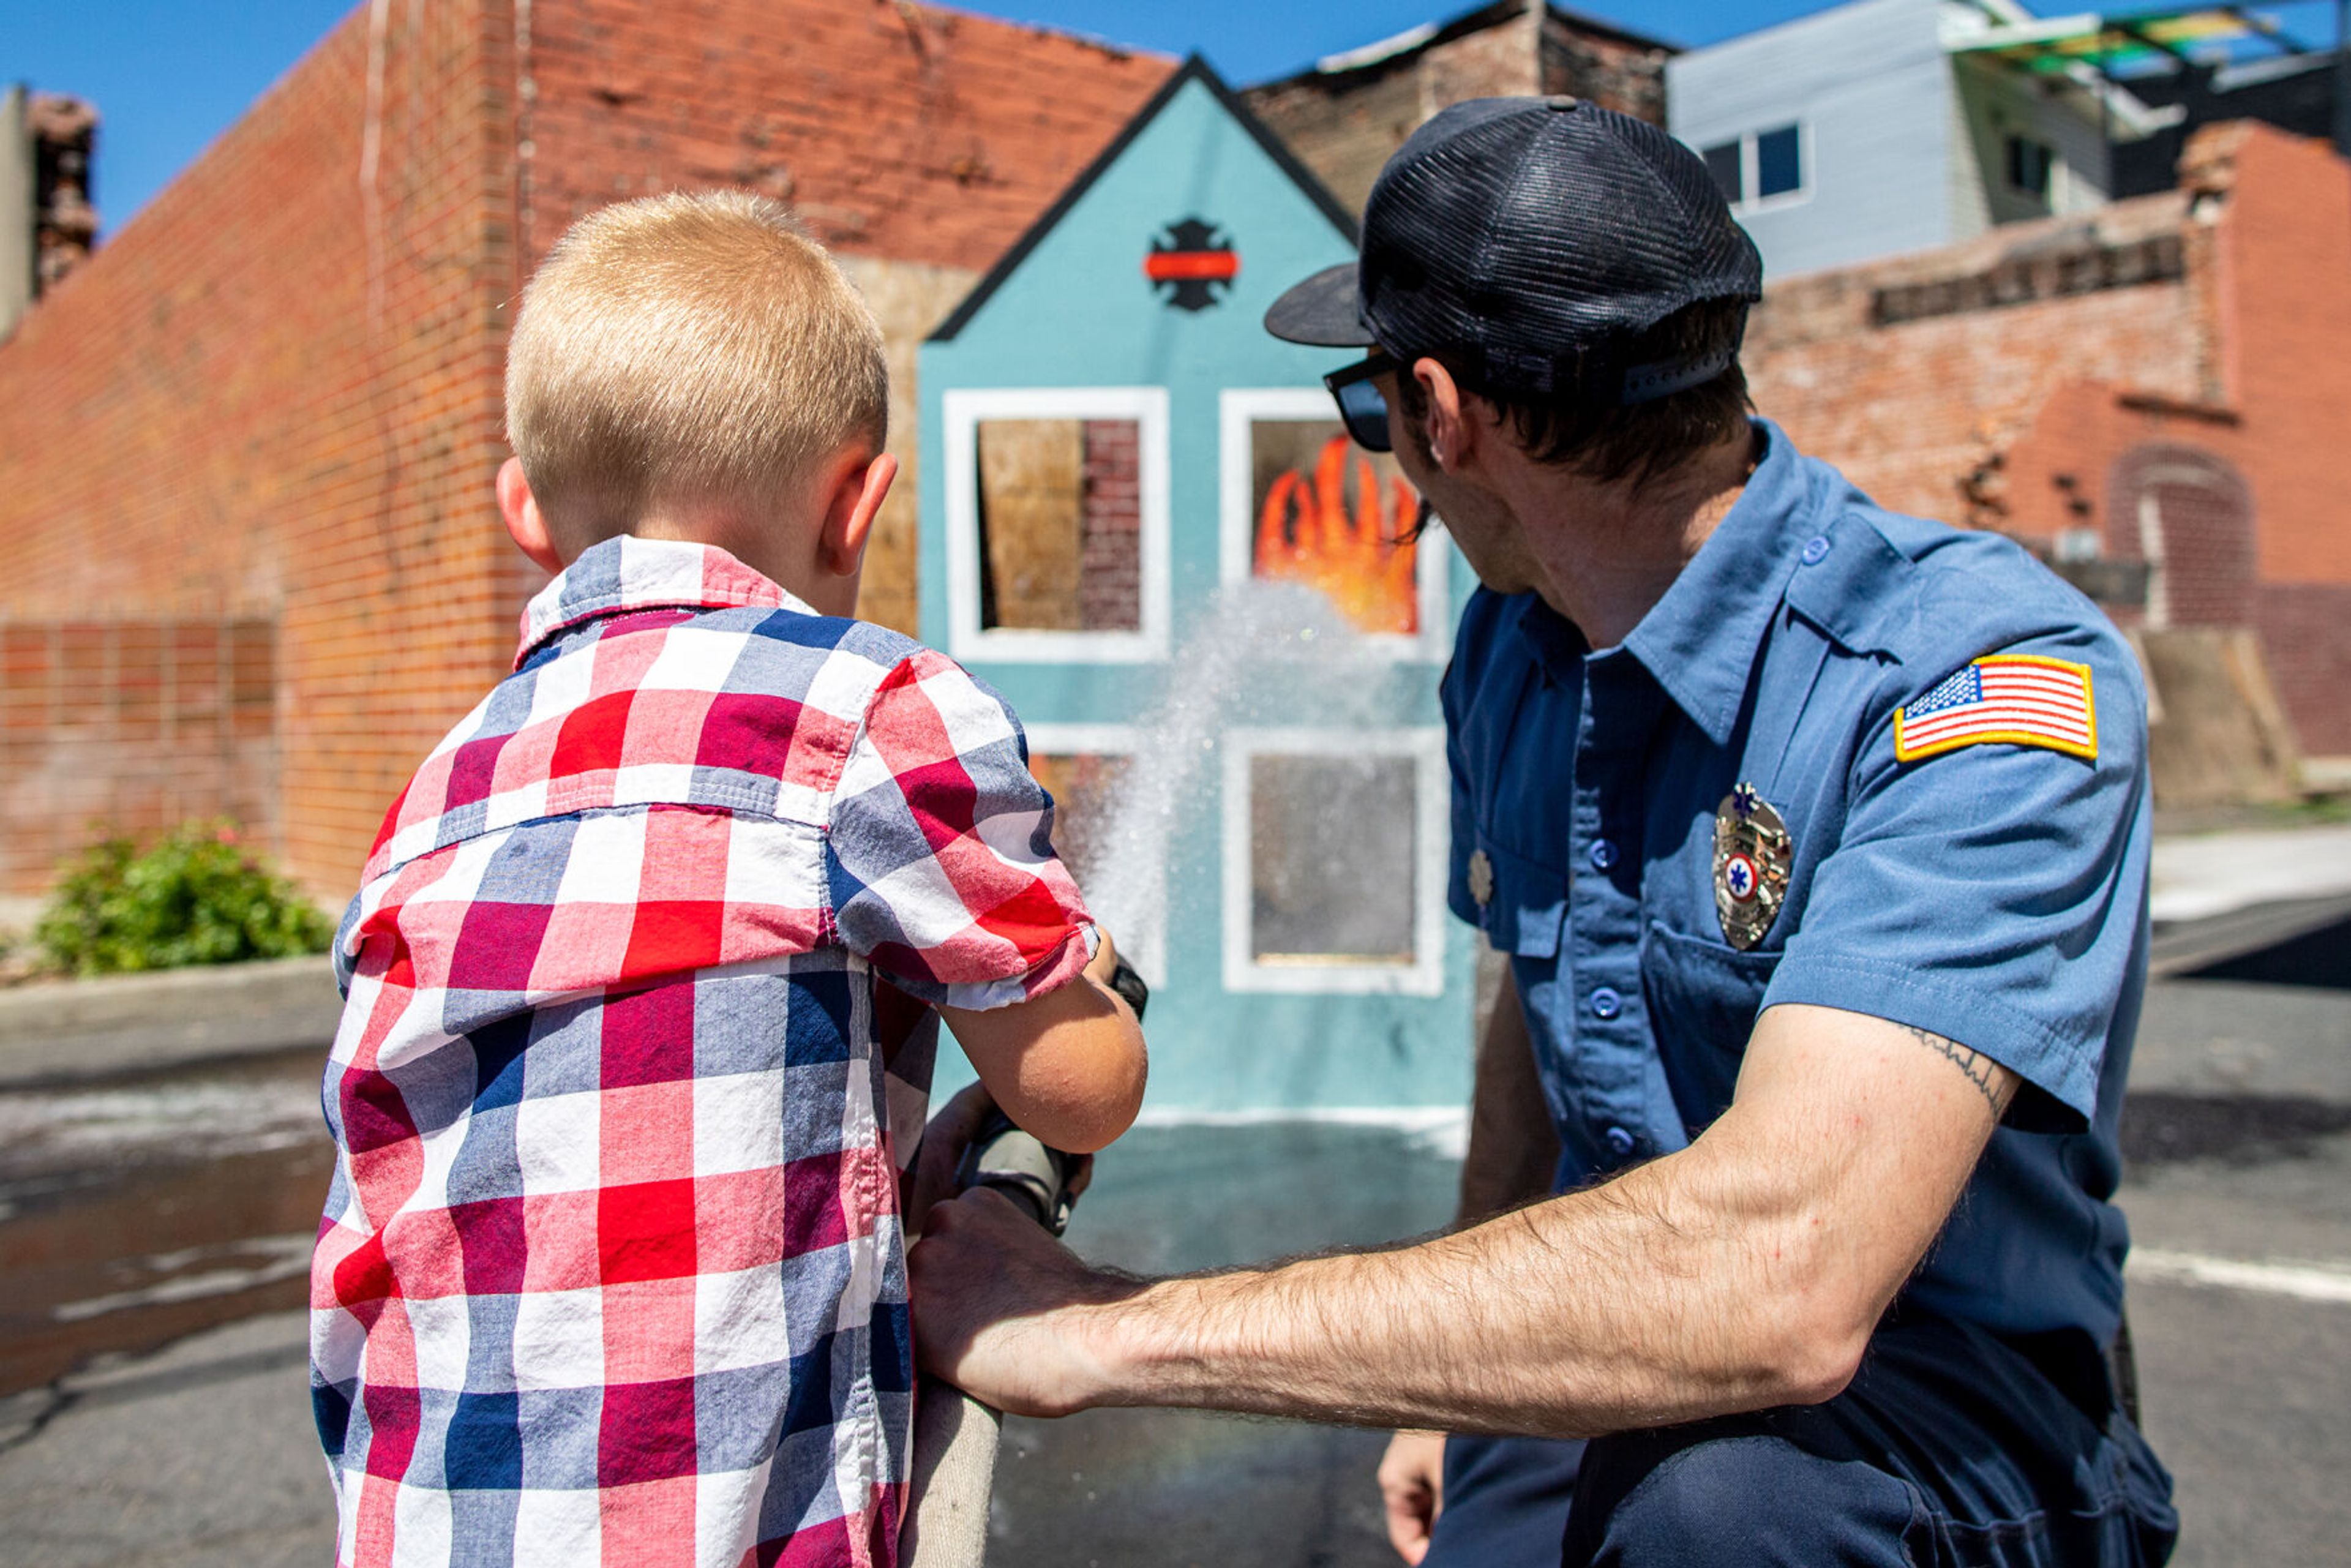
left=1479, top=839, right=1569, bottom=958
left=1641, top=921, right=1782, bottom=1132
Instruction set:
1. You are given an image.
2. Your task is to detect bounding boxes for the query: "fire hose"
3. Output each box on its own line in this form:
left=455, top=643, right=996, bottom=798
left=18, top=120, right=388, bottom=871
left=899, top=956, right=1149, bottom=1567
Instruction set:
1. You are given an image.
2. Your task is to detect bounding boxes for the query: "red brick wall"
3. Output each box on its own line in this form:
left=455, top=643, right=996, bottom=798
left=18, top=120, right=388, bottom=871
left=0, top=0, right=1164, bottom=899
left=1, top=622, right=277, bottom=882
left=0, top=0, right=519, bottom=897
left=2257, top=583, right=2351, bottom=756
left=1077, top=419, right=1141, bottom=632
left=517, top=1, right=1168, bottom=275
left=1744, top=192, right=2209, bottom=528
left=515, top=0, right=1168, bottom=643
left=2197, top=126, right=2351, bottom=587
left=1745, top=123, right=2351, bottom=757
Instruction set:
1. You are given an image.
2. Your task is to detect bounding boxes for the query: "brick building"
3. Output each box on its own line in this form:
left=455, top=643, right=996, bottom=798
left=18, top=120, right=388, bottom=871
left=1745, top=121, right=2351, bottom=779
left=1253, top=7, right=2351, bottom=791
left=1243, top=1, right=1676, bottom=208
left=5, top=0, right=2347, bottom=900
left=0, top=0, right=1167, bottom=896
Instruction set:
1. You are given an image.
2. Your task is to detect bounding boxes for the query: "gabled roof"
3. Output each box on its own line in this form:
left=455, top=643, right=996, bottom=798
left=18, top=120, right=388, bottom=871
left=927, top=54, right=1358, bottom=343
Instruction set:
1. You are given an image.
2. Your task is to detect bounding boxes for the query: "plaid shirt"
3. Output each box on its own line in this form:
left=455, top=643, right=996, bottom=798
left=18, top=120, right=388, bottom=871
left=310, top=536, right=1094, bottom=1568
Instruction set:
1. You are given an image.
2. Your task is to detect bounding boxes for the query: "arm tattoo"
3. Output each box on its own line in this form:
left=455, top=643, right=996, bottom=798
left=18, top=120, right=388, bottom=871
left=1901, top=1026, right=2015, bottom=1119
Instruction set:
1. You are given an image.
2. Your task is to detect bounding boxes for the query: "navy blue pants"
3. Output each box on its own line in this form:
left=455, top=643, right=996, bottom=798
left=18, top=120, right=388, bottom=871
left=1425, top=1308, right=2177, bottom=1567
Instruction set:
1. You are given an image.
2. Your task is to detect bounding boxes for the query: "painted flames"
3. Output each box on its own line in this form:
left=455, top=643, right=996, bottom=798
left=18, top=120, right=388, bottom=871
left=1253, top=433, right=1420, bottom=636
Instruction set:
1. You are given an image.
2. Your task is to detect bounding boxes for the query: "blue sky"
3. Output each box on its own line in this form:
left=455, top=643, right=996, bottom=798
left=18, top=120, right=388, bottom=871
left=9, top=1, right=2341, bottom=234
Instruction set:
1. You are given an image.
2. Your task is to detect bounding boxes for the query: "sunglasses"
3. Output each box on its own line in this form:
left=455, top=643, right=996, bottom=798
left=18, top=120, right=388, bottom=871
left=1322, top=349, right=1398, bottom=453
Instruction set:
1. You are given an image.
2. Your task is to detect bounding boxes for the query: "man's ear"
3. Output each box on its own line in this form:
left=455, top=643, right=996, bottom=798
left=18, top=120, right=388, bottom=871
left=1410, top=357, right=1475, bottom=470
left=817, top=449, right=898, bottom=580
left=497, top=456, right=565, bottom=574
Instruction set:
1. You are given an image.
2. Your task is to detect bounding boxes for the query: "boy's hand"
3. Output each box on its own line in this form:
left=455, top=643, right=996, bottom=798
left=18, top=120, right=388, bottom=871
left=1084, top=926, right=1123, bottom=988
left=902, top=1081, right=1094, bottom=1234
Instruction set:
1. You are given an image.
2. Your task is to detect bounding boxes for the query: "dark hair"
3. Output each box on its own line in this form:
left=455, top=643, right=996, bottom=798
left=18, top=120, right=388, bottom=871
left=1394, top=299, right=1753, bottom=489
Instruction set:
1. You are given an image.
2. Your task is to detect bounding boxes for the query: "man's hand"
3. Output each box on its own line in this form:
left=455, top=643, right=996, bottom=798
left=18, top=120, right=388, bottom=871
left=909, top=1187, right=1139, bottom=1416
left=1378, top=1430, right=1447, bottom=1564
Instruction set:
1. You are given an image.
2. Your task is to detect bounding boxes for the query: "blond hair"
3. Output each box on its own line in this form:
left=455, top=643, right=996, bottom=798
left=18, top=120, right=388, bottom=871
left=505, top=190, right=888, bottom=547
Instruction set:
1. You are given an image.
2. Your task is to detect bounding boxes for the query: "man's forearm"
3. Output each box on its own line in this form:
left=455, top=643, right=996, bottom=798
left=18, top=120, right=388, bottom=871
left=1455, top=963, right=1560, bottom=1225
left=1074, top=1139, right=1830, bottom=1439
left=913, top=1004, right=2011, bottom=1439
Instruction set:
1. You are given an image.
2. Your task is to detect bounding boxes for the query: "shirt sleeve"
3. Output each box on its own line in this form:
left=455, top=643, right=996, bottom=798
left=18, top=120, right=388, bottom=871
left=826, top=648, right=1097, bottom=1011
left=1441, top=655, right=1480, bottom=926
left=1761, top=622, right=2151, bottom=1131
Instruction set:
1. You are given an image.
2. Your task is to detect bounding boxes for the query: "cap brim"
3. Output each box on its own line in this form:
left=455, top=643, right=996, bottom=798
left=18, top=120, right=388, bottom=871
left=1263, top=262, right=1376, bottom=347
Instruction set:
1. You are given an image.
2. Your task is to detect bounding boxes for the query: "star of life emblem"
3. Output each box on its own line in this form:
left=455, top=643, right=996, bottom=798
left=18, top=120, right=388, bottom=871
left=1713, top=784, right=1791, bottom=951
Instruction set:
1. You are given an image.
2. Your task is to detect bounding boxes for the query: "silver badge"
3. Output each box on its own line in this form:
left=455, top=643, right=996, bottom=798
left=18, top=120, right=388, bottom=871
left=1713, top=783, right=1791, bottom=951
left=1468, top=849, right=1494, bottom=908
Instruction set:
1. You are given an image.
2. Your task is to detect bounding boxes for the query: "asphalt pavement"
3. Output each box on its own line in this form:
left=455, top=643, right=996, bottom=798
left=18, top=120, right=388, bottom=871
left=0, top=893, right=2345, bottom=1565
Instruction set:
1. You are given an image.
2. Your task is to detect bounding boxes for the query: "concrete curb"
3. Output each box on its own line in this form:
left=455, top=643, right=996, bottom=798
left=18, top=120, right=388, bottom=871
left=0, top=955, right=340, bottom=1087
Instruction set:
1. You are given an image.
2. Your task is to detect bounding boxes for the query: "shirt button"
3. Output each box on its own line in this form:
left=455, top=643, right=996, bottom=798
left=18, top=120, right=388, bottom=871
left=1605, top=1126, right=1637, bottom=1158
left=1801, top=535, right=1832, bottom=566
left=1588, top=838, right=1618, bottom=872
left=1589, top=986, right=1622, bottom=1020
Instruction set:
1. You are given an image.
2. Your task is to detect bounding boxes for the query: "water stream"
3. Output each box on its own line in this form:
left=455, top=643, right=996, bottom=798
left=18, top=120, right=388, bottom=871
left=1062, top=579, right=1419, bottom=979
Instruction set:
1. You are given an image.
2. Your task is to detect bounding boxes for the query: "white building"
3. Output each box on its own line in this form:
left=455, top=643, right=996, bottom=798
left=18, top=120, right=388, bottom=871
left=1667, top=0, right=2181, bottom=278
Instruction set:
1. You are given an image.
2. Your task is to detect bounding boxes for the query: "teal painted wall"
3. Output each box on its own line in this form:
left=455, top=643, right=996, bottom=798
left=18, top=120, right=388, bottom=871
left=920, top=73, right=1478, bottom=1112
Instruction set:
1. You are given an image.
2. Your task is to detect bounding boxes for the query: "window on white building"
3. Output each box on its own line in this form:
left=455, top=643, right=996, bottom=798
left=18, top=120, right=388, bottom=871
left=1702, top=139, right=1744, bottom=204
left=2005, top=134, right=2054, bottom=201
left=1755, top=124, right=1802, bottom=200
left=1698, top=123, right=1806, bottom=214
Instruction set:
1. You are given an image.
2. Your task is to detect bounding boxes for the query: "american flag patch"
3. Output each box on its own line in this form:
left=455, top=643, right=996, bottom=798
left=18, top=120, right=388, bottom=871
left=1894, top=655, right=2098, bottom=763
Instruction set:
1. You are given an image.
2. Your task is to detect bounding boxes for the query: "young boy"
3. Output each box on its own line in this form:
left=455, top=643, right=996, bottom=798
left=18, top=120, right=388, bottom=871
left=309, top=191, right=1146, bottom=1568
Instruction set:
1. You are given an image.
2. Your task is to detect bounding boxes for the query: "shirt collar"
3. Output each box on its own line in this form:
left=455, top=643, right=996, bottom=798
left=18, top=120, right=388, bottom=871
left=1619, top=419, right=1815, bottom=746
left=516, top=536, right=814, bottom=666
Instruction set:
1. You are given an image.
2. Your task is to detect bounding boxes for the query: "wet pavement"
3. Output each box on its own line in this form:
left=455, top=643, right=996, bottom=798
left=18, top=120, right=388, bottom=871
left=0, top=1051, right=329, bottom=1399
left=991, top=1122, right=1460, bottom=1567
left=1, top=962, right=2347, bottom=1566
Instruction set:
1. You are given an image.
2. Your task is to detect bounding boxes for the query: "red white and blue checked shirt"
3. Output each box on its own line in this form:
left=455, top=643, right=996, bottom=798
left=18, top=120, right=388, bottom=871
left=310, top=536, right=1096, bottom=1568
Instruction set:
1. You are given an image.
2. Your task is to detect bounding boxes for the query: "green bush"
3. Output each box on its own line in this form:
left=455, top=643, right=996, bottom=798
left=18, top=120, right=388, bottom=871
left=36, top=823, right=335, bottom=977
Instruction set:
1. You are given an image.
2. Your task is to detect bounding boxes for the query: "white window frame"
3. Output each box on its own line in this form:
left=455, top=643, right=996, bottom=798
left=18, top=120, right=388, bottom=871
left=1220, top=725, right=1449, bottom=997
left=1700, top=121, right=1812, bottom=217
left=1021, top=723, right=1168, bottom=986
left=1218, top=388, right=1451, bottom=663
left=942, top=386, right=1171, bottom=663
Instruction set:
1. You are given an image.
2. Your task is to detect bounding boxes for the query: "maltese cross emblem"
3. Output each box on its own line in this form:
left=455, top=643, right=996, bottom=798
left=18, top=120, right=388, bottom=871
left=1144, top=217, right=1239, bottom=312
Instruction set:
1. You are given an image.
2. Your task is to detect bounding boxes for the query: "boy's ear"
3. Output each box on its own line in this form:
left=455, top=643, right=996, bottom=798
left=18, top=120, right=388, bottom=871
left=817, top=449, right=898, bottom=580
left=497, top=456, right=565, bottom=574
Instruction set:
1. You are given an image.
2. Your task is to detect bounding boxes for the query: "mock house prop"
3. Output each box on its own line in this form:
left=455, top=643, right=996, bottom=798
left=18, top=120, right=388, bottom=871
left=918, top=58, right=1477, bottom=1111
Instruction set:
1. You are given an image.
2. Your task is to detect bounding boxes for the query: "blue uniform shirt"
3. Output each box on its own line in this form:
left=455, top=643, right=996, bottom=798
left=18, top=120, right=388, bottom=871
left=1441, top=419, right=2150, bottom=1345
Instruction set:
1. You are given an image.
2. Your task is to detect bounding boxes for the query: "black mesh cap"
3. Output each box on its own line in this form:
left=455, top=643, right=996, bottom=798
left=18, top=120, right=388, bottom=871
left=1265, top=96, right=1763, bottom=407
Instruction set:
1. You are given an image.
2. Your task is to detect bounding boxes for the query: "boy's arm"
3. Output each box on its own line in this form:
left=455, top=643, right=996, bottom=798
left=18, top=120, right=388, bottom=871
left=939, top=932, right=1146, bottom=1155
left=828, top=647, right=1147, bottom=1155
